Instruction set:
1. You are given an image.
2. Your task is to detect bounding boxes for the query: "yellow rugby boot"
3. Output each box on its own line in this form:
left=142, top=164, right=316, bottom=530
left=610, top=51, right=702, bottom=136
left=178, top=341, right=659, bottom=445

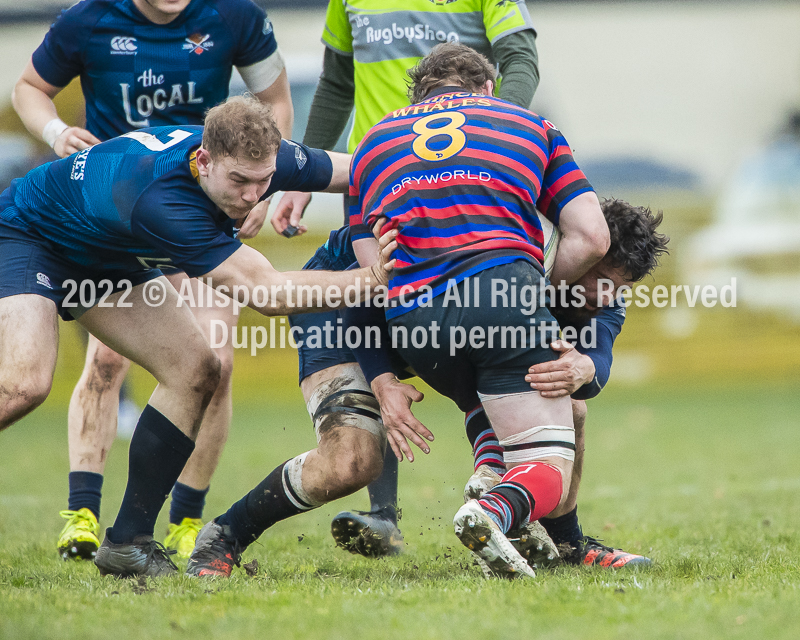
left=58, top=509, right=101, bottom=560
left=164, top=518, right=203, bottom=559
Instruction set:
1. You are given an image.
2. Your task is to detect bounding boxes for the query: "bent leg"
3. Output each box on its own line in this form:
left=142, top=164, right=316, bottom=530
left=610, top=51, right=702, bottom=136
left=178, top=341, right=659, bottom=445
left=212, top=363, right=385, bottom=549
left=0, top=295, right=59, bottom=430
left=68, top=335, right=131, bottom=473
left=78, top=279, right=221, bottom=543
left=478, top=391, right=575, bottom=532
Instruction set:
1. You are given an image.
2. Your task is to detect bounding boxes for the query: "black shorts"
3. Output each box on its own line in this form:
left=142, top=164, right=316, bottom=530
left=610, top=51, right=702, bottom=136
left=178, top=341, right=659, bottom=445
left=0, top=227, right=160, bottom=321
left=387, top=261, right=560, bottom=412
left=289, top=227, right=358, bottom=383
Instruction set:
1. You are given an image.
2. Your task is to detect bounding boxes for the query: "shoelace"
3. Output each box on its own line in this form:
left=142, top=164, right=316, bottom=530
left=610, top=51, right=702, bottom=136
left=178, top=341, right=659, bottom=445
left=59, top=510, right=96, bottom=528
left=145, top=540, right=179, bottom=571
left=582, top=536, right=617, bottom=554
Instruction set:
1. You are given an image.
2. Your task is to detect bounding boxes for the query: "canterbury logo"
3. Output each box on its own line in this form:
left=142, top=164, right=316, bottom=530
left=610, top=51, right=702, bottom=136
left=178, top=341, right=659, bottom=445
left=111, top=36, right=137, bottom=53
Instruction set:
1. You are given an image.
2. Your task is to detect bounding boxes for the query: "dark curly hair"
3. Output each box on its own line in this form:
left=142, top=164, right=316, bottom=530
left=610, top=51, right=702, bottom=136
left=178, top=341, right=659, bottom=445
left=601, top=198, right=670, bottom=281
left=407, top=42, right=496, bottom=104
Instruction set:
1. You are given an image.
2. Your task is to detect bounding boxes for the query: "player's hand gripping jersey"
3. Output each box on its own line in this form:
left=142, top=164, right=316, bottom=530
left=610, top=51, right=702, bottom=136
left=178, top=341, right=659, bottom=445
left=0, top=127, right=331, bottom=276
left=349, top=89, right=593, bottom=318
left=32, top=0, right=279, bottom=140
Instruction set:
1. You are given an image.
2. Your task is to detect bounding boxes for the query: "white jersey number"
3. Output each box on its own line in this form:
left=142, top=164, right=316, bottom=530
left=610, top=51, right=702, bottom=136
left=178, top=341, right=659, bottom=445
left=121, top=129, right=192, bottom=152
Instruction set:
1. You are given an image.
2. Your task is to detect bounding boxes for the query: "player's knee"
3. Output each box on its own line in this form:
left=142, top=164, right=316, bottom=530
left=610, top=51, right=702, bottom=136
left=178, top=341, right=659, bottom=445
left=321, top=429, right=384, bottom=498
left=214, top=345, right=234, bottom=391
left=85, top=346, right=128, bottom=392
left=336, top=437, right=384, bottom=493
left=188, top=350, right=222, bottom=405
left=0, top=373, right=52, bottom=429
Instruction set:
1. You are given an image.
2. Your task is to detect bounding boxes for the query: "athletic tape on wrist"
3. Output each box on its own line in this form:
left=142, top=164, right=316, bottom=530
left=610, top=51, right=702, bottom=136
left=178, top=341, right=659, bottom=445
left=500, top=425, right=576, bottom=463
left=42, top=118, right=69, bottom=148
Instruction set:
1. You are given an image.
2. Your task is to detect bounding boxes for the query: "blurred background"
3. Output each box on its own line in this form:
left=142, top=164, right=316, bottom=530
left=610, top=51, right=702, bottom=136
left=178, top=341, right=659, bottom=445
left=0, top=0, right=798, bottom=411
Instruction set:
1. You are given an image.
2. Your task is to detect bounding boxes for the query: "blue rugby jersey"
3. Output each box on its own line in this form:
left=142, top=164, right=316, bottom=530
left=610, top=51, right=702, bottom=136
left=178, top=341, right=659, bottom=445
left=348, top=87, right=594, bottom=318
left=570, top=300, right=626, bottom=400
left=0, top=126, right=332, bottom=277
left=31, top=0, right=278, bottom=140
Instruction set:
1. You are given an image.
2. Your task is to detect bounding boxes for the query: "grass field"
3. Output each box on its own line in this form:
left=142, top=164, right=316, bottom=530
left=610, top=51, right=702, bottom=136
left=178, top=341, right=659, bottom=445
left=2, top=376, right=800, bottom=640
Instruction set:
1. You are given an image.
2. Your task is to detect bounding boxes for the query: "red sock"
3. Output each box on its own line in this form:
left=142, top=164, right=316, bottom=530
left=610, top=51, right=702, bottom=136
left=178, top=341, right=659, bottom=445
left=502, top=463, right=563, bottom=521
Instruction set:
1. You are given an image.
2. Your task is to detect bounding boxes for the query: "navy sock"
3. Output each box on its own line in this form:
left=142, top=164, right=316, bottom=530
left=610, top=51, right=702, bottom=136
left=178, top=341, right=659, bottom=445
left=109, top=406, right=195, bottom=544
left=68, top=471, right=104, bottom=519
left=541, top=506, right=583, bottom=546
left=217, top=461, right=308, bottom=547
left=170, top=482, right=209, bottom=524
left=367, top=447, right=398, bottom=522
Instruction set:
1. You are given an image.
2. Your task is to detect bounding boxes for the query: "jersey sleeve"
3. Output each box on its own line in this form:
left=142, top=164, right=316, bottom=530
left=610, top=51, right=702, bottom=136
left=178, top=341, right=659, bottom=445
left=347, top=144, right=371, bottom=241
left=225, top=0, right=279, bottom=68
left=321, top=0, right=353, bottom=55
left=266, top=140, right=333, bottom=196
left=481, top=0, right=536, bottom=44
left=536, top=123, right=594, bottom=226
left=30, top=6, right=92, bottom=88
left=130, top=185, right=241, bottom=278
left=571, top=300, right=626, bottom=400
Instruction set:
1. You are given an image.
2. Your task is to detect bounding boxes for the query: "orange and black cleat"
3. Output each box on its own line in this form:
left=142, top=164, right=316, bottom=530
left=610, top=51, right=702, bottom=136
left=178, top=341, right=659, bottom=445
left=563, top=536, right=652, bottom=568
left=186, top=520, right=243, bottom=578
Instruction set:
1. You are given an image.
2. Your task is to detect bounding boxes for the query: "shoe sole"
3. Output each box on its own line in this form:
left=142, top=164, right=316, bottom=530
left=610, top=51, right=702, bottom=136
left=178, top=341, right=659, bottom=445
left=454, top=503, right=535, bottom=579
left=507, top=522, right=560, bottom=568
left=59, top=540, right=99, bottom=561
left=331, top=512, right=403, bottom=558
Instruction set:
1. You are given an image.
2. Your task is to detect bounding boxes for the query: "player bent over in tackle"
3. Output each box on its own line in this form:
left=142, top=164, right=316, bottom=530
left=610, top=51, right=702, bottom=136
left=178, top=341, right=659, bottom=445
left=186, top=44, right=608, bottom=578
left=0, top=96, right=395, bottom=578
left=350, top=44, right=609, bottom=577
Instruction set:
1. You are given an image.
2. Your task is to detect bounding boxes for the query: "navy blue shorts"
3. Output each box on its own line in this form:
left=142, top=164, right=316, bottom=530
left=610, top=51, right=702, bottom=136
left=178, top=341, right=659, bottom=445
left=388, top=261, right=560, bottom=412
left=289, top=227, right=359, bottom=383
left=0, top=226, right=160, bottom=321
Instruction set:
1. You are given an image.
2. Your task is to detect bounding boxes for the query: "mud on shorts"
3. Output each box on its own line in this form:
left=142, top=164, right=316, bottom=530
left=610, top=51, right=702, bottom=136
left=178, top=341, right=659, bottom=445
left=387, top=260, right=561, bottom=413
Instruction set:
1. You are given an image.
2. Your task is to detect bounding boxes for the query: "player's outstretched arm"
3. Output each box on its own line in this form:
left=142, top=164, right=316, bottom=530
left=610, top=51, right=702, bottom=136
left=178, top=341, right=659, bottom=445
left=12, top=60, right=100, bottom=158
left=204, top=233, right=396, bottom=316
left=550, top=192, right=610, bottom=286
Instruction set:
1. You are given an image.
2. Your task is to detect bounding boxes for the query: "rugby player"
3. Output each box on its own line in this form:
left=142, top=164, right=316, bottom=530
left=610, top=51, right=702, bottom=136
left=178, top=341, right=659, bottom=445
left=347, top=43, right=610, bottom=576
left=11, top=0, right=293, bottom=560
left=184, top=44, right=608, bottom=578
left=0, top=96, right=394, bottom=578
left=270, top=0, right=542, bottom=552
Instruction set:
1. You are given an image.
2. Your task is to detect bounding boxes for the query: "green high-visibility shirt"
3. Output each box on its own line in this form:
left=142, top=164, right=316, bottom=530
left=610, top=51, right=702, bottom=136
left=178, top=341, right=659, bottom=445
left=321, top=0, right=536, bottom=152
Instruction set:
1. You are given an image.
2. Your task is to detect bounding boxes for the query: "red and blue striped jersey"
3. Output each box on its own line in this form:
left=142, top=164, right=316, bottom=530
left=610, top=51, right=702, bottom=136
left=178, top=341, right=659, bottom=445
left=348, top=87, right=593, bottom=318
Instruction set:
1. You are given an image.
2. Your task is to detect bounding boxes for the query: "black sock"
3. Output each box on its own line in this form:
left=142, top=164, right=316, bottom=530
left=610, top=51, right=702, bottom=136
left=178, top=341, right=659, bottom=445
left=217, top=461, right=310, bottom=547
left=367, top=447, right=398, bottom=521
left=540, top=506, right=583, bottom=546
left=108, top=406, right=195, bottom=544
left=169, top=482, right=209, bottom=525
left=68, top=471, right=104, bottom=519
